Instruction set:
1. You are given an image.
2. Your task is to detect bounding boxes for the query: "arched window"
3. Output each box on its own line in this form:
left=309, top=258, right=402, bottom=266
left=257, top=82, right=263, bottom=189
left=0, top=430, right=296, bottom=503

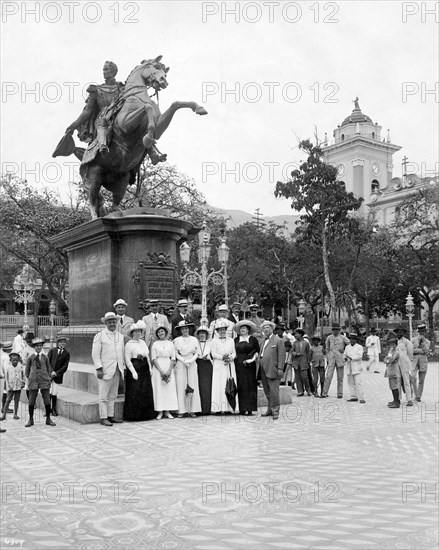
left=341, top=134, right=345, bottom=141
left=371, top=179, right=380, bottom=193
left=339, top=181, right=346, bottom=191
left=372, top=132, right=375, bottom=139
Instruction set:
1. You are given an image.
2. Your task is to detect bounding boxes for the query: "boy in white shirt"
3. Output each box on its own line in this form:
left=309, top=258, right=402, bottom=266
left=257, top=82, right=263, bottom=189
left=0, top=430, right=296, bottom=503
left=1, top=352, right=25, bottom=420
left=344, top=333, right=365, bottom=403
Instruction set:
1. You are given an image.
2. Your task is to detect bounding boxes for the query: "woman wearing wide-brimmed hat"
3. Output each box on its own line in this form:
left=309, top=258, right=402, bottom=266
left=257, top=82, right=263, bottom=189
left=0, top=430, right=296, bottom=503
left=124, top=323, right=155, bottom=421
left=195, top=326, right=213, bottom=414
left=234, top=320, right=260, bottom=415
left=210, top=321, right=238, bottom=414
left=150, top=325, right=178, bottom=419
left=174, top=320, right=202, bottom=417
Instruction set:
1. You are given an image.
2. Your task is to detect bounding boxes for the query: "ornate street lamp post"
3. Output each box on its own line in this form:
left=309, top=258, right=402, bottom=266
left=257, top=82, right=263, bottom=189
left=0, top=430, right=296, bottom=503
left=297, top=298, right=306, bottom=329
left=180, top=224, right=230, bottom=328
left=13, top=273, right=35, bottom=332
left=405, top=293, right=415, bottom=340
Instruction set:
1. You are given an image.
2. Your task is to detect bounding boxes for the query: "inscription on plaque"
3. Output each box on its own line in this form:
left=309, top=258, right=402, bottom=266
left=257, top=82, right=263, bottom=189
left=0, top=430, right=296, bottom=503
left=142, top=266, right=176, bottom=301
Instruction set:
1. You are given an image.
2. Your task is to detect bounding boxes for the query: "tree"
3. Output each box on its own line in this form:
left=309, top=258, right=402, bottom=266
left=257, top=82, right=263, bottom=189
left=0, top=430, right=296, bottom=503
left=0, top=176, right=90, bottom=311
left=226, top=222, right=293, bottom=309
left=392, top=181, right=439, bottom=339
left=103, top=161, right=217, bottom=225
left=1, top=163, right=220, bottom=313
left=275, top=140, right=363, bottom=318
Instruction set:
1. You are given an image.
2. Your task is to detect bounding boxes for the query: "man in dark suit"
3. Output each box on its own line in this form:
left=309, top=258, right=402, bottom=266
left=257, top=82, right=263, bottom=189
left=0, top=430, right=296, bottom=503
left=259, top=321, right=286, bottom=420
left=171, top=299, right=196, bottom=338
left=47, top=334, right=70, bottom=416
left=228, top=302, right=242, bottom=324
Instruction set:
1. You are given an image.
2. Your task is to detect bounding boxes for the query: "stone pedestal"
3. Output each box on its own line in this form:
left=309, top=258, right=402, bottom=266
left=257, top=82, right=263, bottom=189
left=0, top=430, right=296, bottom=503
left=44, top=208, right=193, bottom=422
left=51, top=208, right=192, bottom=362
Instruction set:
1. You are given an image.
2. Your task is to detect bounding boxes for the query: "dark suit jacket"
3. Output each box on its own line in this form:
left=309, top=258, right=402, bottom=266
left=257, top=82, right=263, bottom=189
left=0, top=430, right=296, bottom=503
left=47, top=347, right=70, bottom=384
left=26, top=353, right=52, bottom=390
left=171, top=312, right=196, bottom=339
left=228, top=313, right=241, bottom=325
left=291, top=339, right=310, bottom=370
left=260, top=334, right=286, bottom=379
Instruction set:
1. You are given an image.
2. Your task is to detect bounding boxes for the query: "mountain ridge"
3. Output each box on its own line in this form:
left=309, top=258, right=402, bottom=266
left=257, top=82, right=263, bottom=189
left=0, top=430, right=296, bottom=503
left=210, top=206, right=300, bottom=234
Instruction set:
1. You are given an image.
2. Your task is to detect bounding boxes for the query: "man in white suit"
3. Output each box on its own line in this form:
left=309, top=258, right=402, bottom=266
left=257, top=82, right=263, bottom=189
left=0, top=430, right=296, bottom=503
left=209, top=305, right=235, bottom=339
left=142, top=300, right=171, bottom=346
left=114, top=299, right=134, bottom=337
left=92, top=312, right=125, bottom=426
left=365, top=327, right=381, bottom=373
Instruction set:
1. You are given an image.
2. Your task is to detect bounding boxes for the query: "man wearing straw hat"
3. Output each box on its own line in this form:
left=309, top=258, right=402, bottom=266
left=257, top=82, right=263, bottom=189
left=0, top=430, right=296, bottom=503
left=114, top=299, right=134, bottom=337
left=228, top=302, right=242, bottom=324
left=394, top=325, right=414, bottom=406
left=410, top=324, right=430, bottom=402
left=321, top=323, right=350, bottom=399
left=92, top=312, right=125, bottom=426
left=259, top=321, right=286, bottom=420
left=365, top=327, right=381, bottom=373
left=142, top=299, right=171, bottom=347
left=209, top=304, right=235, bottom=339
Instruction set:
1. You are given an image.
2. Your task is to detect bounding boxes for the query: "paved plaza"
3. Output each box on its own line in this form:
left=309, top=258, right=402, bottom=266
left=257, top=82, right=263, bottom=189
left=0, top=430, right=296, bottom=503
left=1, top=364, right=438, bottom=550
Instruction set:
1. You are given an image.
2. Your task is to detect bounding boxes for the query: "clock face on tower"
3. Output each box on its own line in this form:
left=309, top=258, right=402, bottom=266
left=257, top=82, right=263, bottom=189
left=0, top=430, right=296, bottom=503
left=337, top=163, right=345, bottom=177
left=371, top=162, right=380, bottom=176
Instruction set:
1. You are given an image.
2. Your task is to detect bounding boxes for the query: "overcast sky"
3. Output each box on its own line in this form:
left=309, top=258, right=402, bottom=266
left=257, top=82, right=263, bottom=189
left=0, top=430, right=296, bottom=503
left=1, top=0, right=438, bottom=216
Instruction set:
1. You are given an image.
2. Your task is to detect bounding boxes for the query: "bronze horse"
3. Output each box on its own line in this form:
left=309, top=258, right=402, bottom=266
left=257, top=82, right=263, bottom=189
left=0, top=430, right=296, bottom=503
left=79, top=56, right=207, bottom=218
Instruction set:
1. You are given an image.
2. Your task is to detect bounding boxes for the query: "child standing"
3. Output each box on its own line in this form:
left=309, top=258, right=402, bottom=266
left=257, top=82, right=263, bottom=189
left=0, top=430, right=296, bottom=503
left=1, top=352, right=25, bottom=420
left=309, top=336, right=325, bottom=397
left=25, top=338, right=56, bottom=427
left=344, top=333, right=366, bottom=403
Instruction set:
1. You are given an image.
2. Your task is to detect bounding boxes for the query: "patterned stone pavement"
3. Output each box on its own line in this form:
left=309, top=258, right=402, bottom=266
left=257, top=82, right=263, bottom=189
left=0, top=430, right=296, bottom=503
left=1, top=363, right=438, bottom=550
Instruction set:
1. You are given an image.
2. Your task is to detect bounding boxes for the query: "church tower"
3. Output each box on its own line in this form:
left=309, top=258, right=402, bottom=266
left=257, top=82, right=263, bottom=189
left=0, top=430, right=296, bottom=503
left=322, top=98, right=401, bottom=210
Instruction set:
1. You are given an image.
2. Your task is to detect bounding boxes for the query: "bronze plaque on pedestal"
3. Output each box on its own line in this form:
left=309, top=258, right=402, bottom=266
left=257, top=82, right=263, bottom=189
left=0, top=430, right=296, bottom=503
left=137, top=253, right=178, bottom=307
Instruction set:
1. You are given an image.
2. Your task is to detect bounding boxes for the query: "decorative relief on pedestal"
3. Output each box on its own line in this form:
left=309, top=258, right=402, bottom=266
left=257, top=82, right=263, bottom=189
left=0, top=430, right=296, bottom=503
left=144, top=252, right=171, bottom=266
left=132, top=267, right=141, bottom=285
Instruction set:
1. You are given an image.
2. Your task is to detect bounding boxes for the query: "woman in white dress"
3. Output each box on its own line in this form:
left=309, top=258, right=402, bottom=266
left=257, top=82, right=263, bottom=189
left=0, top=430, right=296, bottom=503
left=124, top=323, right=155, bottom=421
left=210, top=321, right=238, bottom=414
left=173, top=320, right=202, bottom=417
left=150, top=325, right=178, bottom=419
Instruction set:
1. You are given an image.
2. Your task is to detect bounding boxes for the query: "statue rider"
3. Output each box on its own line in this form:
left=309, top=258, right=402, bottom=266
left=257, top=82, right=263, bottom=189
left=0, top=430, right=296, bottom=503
left=66, top=61, right=123, bottom=156
left=65, top=60, right=165, bottom=165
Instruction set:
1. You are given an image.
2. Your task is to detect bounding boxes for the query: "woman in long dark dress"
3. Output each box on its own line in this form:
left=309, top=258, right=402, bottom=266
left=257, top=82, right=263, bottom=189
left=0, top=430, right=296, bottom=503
left=123, top=323, right=155, bottom=421
left=234, top=320, right=260, bottom=415
left=195, top=327, right=213, bottom=414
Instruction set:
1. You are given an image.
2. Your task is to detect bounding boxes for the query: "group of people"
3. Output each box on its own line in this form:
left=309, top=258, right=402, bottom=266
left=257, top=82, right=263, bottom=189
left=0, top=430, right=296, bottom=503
left=0, top=330, right=70, bottom=432
left=0, top=297, right=431, bottom=430
left=92, top=298, right=286, bottom=425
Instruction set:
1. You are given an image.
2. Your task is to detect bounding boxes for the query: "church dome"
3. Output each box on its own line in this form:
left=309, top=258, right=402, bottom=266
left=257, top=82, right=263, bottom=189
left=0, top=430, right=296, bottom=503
left=341, top=98, right=373, bottom=126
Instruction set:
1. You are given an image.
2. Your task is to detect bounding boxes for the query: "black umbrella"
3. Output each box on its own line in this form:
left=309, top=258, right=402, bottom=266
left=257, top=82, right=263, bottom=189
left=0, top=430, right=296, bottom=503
left=225, top=364, right=238, bottom=411
left=185, top=384, right=194, bottom=414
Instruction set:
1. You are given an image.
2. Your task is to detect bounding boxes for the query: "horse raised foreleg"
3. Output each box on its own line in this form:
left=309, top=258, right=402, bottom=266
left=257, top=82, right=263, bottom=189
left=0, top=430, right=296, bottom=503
left=155, top=101, right=207, bottom=139
left=141, top=104, right=157, bottom=149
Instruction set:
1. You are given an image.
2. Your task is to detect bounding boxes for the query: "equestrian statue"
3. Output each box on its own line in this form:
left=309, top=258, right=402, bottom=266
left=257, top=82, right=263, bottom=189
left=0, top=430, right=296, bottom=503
left=53, top=57, right=207, bottom=218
